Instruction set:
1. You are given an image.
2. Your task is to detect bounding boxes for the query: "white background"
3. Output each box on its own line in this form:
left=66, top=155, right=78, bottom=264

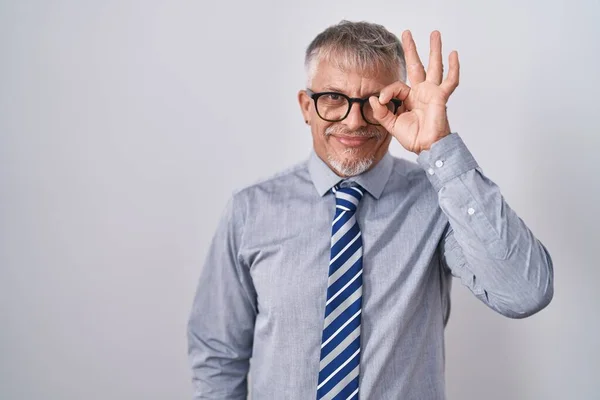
left=1, top=1, right=599, bottom=399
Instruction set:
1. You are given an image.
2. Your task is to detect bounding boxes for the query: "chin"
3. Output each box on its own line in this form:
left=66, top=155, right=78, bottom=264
left=327, top=152, right=375, bottom=177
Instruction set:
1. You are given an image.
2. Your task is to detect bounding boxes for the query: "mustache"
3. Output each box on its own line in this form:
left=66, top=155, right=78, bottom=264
left=324, top=125, right=385, bottom=140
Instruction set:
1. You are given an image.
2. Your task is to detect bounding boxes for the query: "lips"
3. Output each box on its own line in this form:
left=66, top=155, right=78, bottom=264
left=333, top=135, right=372, bottom=147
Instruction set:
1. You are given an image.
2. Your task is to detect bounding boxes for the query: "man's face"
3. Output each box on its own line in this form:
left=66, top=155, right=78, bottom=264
left=298, top=59, right=400, bottom=177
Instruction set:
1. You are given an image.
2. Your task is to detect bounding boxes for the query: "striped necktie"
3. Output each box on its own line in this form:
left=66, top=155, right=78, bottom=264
left=317, top=182, right=365, bottom=400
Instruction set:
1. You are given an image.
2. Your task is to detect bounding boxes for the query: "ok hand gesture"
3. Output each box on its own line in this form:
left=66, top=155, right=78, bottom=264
left=369, top=30, right=460, bottom=154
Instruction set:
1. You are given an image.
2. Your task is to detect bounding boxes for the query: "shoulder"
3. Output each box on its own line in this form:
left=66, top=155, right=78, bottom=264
left=389, top=154, right=428, bottom=183
left=230, top=157, right=311, bottom=206
left=385, top=153, right=439, bottom=206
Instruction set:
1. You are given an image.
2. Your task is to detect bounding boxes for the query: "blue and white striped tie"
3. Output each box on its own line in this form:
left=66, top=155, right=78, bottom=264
left=317, top=182, right=365, bottom=400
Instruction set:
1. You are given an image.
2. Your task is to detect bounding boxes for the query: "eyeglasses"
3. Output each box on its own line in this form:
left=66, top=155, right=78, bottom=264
left=306, top=88, right=402, bottom=126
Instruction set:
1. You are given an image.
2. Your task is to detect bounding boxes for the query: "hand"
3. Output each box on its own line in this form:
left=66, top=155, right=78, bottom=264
left=369, top=30, right=460, bottom=155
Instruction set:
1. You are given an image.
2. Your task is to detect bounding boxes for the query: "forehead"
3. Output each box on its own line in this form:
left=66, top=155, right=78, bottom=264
left=310, top=58, right=398, bottom=97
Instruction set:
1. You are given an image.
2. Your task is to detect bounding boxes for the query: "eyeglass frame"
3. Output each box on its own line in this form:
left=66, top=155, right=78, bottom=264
left=305, top=88, right=403, bottom=126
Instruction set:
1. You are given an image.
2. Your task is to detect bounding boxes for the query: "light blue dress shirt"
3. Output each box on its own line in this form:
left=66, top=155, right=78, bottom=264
left=187, top=132, right=554, bottom=399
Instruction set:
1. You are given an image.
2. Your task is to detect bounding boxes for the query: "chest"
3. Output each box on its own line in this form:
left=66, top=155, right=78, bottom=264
left=241, top=192, right=447, bottom=324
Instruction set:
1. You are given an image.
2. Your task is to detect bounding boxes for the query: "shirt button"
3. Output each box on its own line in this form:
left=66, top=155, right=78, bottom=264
left=427, top=168, right=435, bottom=175
left=467, top=207, right=475, bottom=215
left=435, top=160, right=444, bottom=168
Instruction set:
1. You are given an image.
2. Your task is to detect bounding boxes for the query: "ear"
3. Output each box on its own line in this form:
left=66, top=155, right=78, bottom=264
left=297, top=89, right=312, bottom=124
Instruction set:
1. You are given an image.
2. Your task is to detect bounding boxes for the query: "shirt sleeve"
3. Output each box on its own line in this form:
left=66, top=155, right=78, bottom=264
left=187, top=192, right=257, bottom=399
left=416, top=132, right=554, bottom=318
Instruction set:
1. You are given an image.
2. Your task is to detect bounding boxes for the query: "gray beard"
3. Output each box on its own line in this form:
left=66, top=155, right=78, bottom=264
left=323, top=125, right=381, bottom=176
left=327, top=150, right=374, bottom=177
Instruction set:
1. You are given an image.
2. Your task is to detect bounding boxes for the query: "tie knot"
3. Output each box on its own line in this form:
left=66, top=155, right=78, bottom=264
left=333, top=182, right=364, bottom=212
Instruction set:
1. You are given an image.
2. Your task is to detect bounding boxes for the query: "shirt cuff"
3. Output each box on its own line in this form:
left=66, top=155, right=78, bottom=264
left=416, top=132, right=479, bottom=192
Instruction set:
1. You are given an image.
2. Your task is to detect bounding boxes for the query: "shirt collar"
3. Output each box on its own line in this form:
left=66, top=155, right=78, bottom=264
left=308, top=150, right=394, bottom=199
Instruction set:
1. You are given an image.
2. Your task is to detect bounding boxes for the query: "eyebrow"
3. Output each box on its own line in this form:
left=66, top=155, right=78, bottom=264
left=321, top=85, right=380, bottom=98
left=322, top=85, right=346, bottom=93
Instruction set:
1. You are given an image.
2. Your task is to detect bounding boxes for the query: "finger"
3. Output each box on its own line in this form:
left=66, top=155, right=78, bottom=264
left=426, top=31, right=443, bottom=85
left=378, top=81, right=411, bottom=104
left=402, top=30, right=426, bottom=84
left=440, top=50, right=460, bottom=95
left=369, top=96, right=397, bottom=133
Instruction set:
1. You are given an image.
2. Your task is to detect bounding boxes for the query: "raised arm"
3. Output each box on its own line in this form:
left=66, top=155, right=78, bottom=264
left=418, top=133, right=554, bottom=318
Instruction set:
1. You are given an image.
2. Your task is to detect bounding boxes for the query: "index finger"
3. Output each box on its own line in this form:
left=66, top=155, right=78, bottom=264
left=378, top=81, right=411, bottom=104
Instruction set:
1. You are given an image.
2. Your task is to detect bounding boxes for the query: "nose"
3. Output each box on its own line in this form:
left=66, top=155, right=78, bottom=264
left=341, top=101, right=368, bottom=131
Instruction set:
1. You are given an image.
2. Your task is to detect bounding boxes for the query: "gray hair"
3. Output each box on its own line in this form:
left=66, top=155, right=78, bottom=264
left=305, top=20, right=406, bottom=86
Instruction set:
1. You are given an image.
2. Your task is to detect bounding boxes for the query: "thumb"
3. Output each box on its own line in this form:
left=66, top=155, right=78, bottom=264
left=369, top=96, right=396, bottom=132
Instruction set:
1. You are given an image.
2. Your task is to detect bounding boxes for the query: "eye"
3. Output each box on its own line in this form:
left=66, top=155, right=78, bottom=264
left=317, top=92, right=347, bottom=108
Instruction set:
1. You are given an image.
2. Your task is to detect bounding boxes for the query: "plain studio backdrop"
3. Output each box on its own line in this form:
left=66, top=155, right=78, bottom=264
left=1, top=1, right=599, bottom=399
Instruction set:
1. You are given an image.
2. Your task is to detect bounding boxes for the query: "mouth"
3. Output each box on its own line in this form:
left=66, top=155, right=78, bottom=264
left=332, top=135, right=374, bottom=148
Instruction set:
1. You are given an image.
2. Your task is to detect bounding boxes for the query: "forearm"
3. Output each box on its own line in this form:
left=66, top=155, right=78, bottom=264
left=418, top=133, right=554, bottom=317
left=188, top=309, right=251, bottom=399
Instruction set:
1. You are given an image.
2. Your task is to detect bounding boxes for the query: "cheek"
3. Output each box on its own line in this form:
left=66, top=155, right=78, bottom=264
left=312, top=120, right=332, bottom=142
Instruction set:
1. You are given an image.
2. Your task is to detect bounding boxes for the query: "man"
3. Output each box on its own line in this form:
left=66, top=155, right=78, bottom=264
left=187, top=20, right=554, bottom=399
